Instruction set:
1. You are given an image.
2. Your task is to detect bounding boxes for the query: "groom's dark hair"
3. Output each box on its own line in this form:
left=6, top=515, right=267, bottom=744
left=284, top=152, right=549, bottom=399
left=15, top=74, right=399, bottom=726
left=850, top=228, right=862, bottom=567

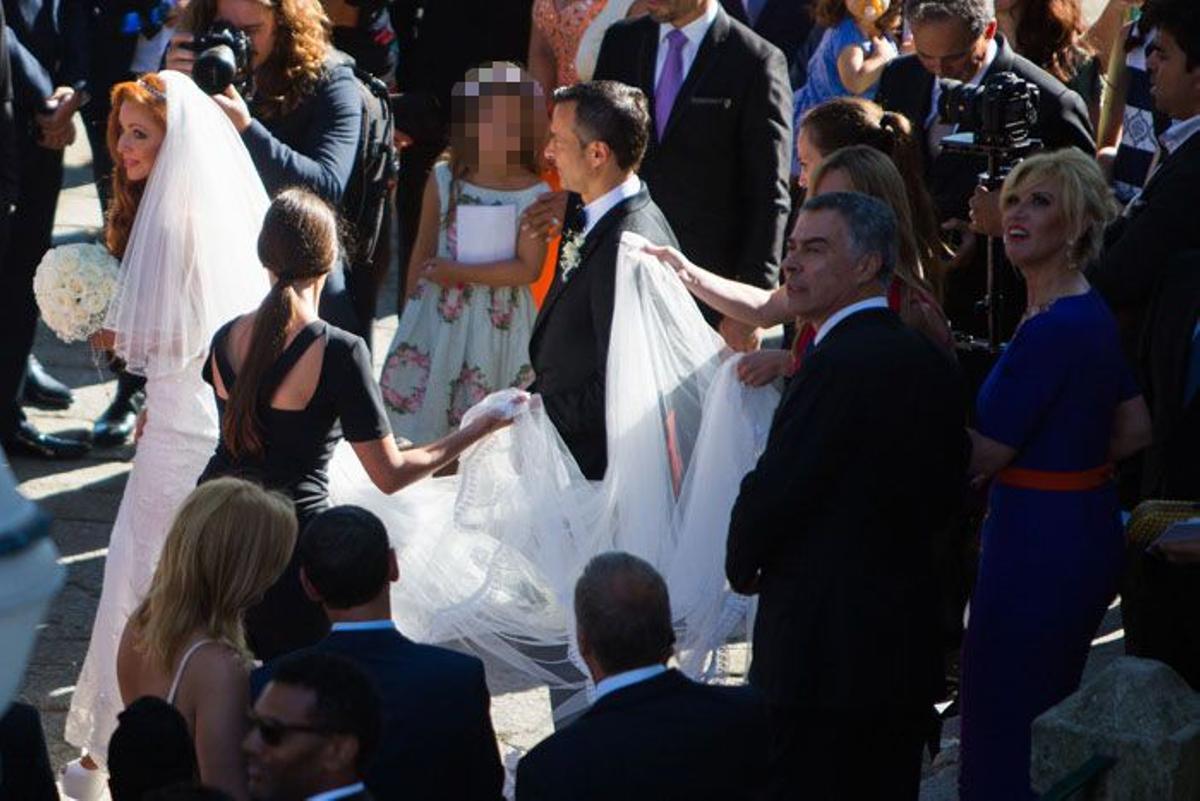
left=575, top=552, right=676, bottom=674
left=552, top=81, right=650, bottom=171
left=299, top=505, right=392, bottom=609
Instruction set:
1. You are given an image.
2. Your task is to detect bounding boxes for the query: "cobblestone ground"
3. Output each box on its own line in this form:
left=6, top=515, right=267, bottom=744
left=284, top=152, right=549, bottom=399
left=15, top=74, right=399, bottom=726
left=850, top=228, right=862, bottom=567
left=14, top=99, right=1121, bottom=798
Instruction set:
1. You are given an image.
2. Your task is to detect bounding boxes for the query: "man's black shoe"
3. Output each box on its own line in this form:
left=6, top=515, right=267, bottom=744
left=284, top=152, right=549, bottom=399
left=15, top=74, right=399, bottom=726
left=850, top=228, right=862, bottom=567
left=92, top=390, right=145, bottom=448
left=22, top=356, right=74, bottom=411
left=3, top=420, right=90, bottom=459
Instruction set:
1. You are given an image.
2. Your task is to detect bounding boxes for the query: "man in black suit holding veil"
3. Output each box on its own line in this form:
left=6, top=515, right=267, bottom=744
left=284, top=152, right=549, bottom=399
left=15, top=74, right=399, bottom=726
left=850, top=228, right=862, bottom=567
left=529, top=80, right=677, bottom=481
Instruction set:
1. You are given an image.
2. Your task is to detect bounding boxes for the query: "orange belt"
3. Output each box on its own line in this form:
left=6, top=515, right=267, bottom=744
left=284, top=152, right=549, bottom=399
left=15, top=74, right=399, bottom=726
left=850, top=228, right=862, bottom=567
left=996, top=464, right=1114, bottom=492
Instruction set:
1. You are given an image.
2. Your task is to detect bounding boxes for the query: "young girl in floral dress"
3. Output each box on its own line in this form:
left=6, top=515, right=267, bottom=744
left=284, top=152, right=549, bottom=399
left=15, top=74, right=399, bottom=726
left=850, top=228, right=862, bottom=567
left=381, top=64, right=549, bottom=442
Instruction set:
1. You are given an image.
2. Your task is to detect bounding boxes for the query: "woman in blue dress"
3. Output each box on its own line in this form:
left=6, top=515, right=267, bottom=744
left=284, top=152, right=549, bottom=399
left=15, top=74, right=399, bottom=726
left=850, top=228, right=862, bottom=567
left=959, top=149, right=1151, bottom=800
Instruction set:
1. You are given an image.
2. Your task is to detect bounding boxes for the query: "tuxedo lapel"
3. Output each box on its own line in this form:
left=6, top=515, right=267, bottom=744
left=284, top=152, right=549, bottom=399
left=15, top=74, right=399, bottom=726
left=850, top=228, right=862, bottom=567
left=639, top=22, right=660, bottom=143
left=1137, top=132, right=1200, bottom=206
left=531, top=189, right=646, bottom=343
left=661, top=9, right=731, bottom=145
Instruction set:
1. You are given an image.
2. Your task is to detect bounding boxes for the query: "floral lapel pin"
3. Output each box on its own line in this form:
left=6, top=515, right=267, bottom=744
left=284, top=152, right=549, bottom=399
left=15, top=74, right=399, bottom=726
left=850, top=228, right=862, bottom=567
left=559, top=230, right=586, bottom=283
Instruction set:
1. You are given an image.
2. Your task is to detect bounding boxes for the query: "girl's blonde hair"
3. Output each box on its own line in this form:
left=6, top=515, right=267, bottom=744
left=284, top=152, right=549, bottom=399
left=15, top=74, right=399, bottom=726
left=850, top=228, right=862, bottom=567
left=810, top=145, right=935, bottom=294
left=1001, top=148, right=1118, bottom=266
left=130, top=477, right=297, bottom=674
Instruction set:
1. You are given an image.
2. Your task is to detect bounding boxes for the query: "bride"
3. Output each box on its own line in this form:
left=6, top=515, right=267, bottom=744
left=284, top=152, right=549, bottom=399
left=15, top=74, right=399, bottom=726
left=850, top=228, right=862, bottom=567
left=64, top=71, right=270, bottom=792
left=331, top=231, right=782, bottom=721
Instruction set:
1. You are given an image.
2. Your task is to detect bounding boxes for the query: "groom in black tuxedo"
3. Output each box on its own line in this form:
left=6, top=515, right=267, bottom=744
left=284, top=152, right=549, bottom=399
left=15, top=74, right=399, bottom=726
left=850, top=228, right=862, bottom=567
left=529, top=81, right=678, bottom=480
left=727, top=193, right=967, bottom=800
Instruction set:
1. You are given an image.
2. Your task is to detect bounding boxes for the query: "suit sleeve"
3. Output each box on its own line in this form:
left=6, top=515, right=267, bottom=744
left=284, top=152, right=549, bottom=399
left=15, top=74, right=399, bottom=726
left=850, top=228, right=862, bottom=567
left=736, top=46, right=792, bottom=289
left=514, top=751, right=550, bottom=801
left=1044, top=85, right=1095, bottom=155
left=242, top=70, right=362, bottom=203
left=726, top=357, right=849, bottom=592
left=5, top=26, right=53, bottom=111
left=59, top=0, right=91, bottom=95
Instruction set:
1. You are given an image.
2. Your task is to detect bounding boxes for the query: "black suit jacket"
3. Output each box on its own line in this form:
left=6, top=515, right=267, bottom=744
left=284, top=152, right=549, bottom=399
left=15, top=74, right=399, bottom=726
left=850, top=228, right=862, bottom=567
left=1135, top=250, right=1200, bottom=501
left=719, top=0, right=815, bottom=89
left=876, top=35, right=1094, bottom=225
left=515, top=669, right=768, bottom=801
left=3, top=0, right=89, bottom=114
left=593, top=8, right=792, bottom=296
left=529, top=183, right=678, bottom=480
left=1, top=0, right=16, bottom=206
left=251, top=628, right=504, bottom=801
left=727, top=308, right=968, bottom=710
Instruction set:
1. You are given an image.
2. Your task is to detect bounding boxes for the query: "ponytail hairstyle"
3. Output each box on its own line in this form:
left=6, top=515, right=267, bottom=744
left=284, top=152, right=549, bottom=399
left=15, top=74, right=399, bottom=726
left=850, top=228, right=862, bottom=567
left=222, top=188, right=339, bottom=460
left=105, top=73, right=168, bottom=258
left=801, top=98, right=949, bottom=296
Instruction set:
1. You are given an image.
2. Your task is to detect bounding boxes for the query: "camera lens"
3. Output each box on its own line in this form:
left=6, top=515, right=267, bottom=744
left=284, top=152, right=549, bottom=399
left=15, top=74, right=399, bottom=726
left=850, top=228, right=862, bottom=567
left=194, top=45, right=238, bottom=95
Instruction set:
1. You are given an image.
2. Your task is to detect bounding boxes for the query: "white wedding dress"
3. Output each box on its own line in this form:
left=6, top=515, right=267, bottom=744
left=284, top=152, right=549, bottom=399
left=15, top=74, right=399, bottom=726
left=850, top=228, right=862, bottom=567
left=65, top=71, right=270, bottom=765
left=330, top=232, right=780, bottom=720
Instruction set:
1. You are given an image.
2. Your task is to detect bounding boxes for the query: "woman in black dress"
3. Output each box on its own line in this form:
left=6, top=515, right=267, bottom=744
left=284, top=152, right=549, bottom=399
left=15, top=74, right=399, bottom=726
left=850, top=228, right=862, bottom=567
left=199, top=188, right=513, bottom=659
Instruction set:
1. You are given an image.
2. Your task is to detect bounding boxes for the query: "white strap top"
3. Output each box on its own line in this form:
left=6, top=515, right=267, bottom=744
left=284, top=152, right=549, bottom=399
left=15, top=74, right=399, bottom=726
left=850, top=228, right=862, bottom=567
left=166, top=639, right=215, bottom=705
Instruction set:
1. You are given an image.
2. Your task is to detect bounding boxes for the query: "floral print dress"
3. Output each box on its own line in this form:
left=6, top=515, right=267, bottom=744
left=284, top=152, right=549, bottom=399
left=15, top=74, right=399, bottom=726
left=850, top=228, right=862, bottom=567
left=380, top=162, right=547, bottom=442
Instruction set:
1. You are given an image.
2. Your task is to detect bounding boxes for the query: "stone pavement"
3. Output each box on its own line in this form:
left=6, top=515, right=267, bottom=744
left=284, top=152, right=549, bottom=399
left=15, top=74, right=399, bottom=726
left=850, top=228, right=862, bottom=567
left=13, top=112, right=1124, bottom=799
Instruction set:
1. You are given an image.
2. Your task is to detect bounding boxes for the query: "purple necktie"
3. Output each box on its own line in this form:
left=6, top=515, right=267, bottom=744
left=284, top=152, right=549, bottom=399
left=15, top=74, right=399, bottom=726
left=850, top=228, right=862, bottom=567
left=655, top=29, right=688, bottom=141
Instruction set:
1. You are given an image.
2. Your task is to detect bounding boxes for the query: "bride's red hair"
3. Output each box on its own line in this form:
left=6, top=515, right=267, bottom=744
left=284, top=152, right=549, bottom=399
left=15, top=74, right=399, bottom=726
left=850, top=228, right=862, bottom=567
left=105, top=73, right=168, bottom=259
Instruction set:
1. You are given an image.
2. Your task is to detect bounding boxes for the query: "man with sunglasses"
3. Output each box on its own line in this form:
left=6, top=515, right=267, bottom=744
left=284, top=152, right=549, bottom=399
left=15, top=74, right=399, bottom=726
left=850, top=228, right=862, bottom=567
left=244, top=652, right=380, bottom=801
left=875, top=0, right=1095, bottom=339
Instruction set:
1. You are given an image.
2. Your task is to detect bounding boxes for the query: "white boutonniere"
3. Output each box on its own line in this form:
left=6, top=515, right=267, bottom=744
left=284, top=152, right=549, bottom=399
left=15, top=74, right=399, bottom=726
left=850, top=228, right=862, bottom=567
left=559, top=230, right=586, bottom=283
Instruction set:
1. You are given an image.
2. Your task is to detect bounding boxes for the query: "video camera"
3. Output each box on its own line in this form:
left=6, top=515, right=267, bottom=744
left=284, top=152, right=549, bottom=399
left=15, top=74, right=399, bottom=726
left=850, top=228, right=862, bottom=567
left=936, top=71, right=1042, bottom=353
left=180, top=21, right=253, bottom=96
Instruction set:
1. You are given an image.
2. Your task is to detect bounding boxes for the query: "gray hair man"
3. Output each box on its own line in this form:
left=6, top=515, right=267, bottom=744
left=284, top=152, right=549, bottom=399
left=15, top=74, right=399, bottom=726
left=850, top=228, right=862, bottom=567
left=728, top=191, right=969, bottom=799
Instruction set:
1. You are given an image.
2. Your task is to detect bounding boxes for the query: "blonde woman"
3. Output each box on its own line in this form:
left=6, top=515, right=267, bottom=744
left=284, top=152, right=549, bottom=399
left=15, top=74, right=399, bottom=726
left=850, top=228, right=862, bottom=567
left=115, top=478, right=296, bottom=801
left=960, top=148, right=1150, bottom=800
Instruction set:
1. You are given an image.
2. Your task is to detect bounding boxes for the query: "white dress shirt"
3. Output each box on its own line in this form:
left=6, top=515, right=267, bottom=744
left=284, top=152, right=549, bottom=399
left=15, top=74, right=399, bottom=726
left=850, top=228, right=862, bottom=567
left=654, top=1, right=721, bottom=87
left=813, top=296, right=888, bottom=346
left=593, top=664, right=669, bottom=702
left=307, top=782, right=367, bottom=801
left=581, top=173, right=643, bottom=237
left=926, top=38, right=999, bottom=157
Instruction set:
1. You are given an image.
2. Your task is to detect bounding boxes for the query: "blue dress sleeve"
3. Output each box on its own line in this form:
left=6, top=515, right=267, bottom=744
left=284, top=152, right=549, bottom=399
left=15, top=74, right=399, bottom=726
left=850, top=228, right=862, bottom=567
left=976, top=314, right=1067, bottom=450
left=1117, top=356, right=1141, bottom=402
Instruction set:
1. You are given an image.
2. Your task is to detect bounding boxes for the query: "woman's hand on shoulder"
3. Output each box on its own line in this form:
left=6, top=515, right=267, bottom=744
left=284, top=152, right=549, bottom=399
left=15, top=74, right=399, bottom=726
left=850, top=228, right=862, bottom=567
left=642, top=243, right=701, bottom=288
left=735, top=350, right=791, bottom=387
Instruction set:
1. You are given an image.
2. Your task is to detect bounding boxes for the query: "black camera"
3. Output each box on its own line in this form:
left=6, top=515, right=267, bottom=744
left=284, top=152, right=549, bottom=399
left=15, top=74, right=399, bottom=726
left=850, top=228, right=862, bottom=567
left=937, top=71, right=1040, bottom=151
left=181, top=21, right=253, bottom=95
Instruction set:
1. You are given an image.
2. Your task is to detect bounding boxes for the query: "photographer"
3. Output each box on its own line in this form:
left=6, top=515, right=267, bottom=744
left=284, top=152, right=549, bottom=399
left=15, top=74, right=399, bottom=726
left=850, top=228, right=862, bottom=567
left=165, top=0, right=367, bottom=339
left=875, top=0, right=1095, bottom=339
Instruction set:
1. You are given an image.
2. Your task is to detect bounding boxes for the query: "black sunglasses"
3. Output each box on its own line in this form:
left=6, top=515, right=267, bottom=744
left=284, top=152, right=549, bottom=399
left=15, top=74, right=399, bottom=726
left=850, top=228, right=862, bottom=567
left=248, top=712, right=333, bottom=747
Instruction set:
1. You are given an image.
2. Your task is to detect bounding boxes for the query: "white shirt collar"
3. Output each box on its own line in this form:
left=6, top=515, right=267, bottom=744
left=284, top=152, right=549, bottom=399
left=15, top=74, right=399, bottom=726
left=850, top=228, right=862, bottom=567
left=307, top=782, right=366, bottom=801
left=330, top=620, right=395, bottom=633
left=813, top=296, right=888, bottom=345
left=927, top=37, right=1000, bottom=126
left=1160, top=115, right=1200, bottom=156
left=593, top=664, right=668, bottom=702
left=655, top=1, right=720, bottom=84
left=581, top=173, right=642, bottom=237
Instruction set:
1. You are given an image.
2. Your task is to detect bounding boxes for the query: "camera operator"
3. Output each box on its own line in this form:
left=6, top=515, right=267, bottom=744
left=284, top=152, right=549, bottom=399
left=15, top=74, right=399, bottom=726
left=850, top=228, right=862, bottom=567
left=875, top=0, right=1095, bottom=340
left=164, top=0, right=367, bottom=339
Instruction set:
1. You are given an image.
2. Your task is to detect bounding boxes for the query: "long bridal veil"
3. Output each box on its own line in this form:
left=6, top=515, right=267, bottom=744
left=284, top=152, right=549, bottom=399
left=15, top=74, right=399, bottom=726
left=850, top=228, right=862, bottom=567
left=105, top=70, right=270, bottom=378
left=330, top=233, right=779, bottom=719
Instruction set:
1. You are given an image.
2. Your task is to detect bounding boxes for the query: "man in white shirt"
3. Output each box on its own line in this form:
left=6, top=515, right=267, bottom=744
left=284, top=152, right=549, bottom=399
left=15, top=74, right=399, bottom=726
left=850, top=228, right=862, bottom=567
left=244, top=652, right=380, bottom=801
left=516, top=552, right=768, bottom=801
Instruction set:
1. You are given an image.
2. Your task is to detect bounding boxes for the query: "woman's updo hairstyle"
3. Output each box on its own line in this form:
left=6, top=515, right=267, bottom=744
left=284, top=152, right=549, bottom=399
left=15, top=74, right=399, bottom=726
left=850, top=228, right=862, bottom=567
left=222, top=188, right=338, bottom=459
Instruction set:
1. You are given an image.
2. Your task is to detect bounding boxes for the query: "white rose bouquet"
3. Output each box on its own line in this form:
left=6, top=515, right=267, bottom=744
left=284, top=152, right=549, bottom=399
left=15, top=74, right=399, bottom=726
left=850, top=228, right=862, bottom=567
left=33, top=243, right=121, bottom=343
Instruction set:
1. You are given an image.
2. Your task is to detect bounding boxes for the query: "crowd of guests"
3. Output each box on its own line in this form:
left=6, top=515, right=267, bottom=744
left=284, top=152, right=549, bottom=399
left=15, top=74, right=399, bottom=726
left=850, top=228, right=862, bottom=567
left=1, top=0, right=1198, bottom=798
